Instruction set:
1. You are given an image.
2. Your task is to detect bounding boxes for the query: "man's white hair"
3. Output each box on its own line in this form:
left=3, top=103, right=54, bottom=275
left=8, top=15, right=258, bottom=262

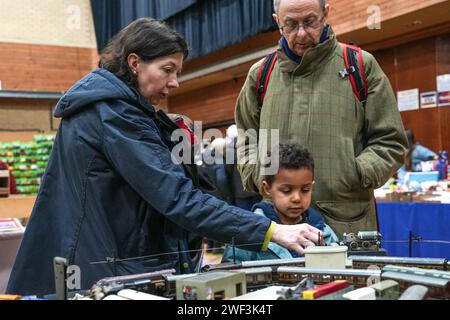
left=273, top=0, right=327, bottom=14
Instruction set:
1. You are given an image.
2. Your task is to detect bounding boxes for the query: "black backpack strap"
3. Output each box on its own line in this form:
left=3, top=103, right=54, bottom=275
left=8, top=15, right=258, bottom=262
left=340, top=43, right=368, bottom=108
left=255, top=51, right=278, bottom=106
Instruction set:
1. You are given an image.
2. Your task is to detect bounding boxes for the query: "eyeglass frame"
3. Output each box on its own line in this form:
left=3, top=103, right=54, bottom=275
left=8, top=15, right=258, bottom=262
left=278, top=15, right=326, bottom=35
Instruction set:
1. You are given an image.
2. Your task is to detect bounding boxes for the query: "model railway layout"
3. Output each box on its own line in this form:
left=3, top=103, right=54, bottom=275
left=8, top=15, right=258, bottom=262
left=69, top=254, right=449, bottom=301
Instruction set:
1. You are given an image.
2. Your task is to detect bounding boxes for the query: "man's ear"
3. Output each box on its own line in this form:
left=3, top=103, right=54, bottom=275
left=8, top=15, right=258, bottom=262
left=273, top=14, right=283, bottom=35
left=324, top=3, right=330, bottom=22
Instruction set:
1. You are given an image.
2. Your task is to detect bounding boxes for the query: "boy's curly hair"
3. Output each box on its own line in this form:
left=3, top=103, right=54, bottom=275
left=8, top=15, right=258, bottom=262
left=264, top=143, right=314, bottom=186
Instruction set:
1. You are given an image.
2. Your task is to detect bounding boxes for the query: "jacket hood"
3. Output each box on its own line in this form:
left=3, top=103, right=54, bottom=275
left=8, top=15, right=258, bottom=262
left=54, top=68, right=155, bottom=118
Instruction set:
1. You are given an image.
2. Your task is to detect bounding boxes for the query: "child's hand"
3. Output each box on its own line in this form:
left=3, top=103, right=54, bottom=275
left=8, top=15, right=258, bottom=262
left=271, top=223, right=323, bottom=254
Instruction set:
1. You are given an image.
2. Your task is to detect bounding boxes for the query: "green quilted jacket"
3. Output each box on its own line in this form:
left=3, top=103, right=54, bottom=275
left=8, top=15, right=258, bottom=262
left=235, top=28, right=407, bottom=237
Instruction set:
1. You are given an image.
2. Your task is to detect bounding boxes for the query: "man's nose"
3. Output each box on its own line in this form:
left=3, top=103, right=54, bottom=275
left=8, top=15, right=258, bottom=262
left=295, top=25, right=308, bottom=38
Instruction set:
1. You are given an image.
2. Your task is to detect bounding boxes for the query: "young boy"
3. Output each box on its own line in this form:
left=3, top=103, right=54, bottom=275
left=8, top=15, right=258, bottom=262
left=222, top=143, right=338, bottom=263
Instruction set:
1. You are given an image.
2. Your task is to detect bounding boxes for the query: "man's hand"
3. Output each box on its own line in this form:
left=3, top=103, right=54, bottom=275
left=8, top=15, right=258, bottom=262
left=271, top=223, right=323, bottom=255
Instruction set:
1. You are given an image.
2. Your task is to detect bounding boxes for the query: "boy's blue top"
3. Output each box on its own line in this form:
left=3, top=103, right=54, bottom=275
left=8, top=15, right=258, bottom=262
left=222, top=201, right=339, bottom=263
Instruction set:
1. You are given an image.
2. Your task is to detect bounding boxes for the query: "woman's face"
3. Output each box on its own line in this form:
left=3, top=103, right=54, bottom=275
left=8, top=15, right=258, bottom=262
left=131, top=52, right=184, bottom=105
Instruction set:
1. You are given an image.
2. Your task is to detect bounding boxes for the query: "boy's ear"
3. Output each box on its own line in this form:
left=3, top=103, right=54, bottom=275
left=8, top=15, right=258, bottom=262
left=262, top=180, right=271, bottom=197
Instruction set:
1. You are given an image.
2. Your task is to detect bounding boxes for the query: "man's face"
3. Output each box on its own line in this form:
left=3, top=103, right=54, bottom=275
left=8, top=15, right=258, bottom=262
left=273, top=0, right=329, bottom=56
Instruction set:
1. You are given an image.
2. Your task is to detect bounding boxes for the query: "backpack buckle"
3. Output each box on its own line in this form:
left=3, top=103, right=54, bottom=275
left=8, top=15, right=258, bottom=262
left=339, top=66, right=356, bottom=79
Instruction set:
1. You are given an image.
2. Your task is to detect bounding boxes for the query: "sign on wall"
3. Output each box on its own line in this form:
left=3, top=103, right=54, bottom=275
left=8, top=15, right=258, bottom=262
left=437, top=74, right=450, bottom=107
left=420, top=92, right=437, bottom=109
left=397, top=89, right=419, bottom=112
left=438, top=92, right=450, bottom=107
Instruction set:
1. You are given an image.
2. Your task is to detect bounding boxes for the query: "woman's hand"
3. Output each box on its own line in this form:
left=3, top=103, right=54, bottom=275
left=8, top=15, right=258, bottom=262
left=271, top=223, right=323, bottom=255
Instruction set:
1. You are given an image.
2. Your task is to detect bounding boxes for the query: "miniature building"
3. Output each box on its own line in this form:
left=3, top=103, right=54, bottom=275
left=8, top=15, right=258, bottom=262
left=240, top=267, right=272, bottom=288
left=369, top=280, right=399, bottom=300
left=304, top=246, right=348, bottom=269
left=0, top=171, right=10, bottom=197
left=176, top=271, right=246, bottom=300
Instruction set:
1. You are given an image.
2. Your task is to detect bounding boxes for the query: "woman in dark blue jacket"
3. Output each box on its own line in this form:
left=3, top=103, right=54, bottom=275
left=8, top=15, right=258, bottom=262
left=7, top=18, right=322, bottom=296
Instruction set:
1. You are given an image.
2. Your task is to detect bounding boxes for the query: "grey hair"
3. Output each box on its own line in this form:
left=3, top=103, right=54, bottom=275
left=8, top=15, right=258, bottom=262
left=274, top=0, right=327, bottom=13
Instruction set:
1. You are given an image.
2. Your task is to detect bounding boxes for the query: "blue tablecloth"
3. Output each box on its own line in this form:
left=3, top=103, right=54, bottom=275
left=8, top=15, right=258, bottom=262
left=377, top=202, right=450, bottom=259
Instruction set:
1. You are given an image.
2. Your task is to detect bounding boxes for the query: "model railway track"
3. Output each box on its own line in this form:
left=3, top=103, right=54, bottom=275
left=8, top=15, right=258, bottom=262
left=202, top=256, right=448, bottom=272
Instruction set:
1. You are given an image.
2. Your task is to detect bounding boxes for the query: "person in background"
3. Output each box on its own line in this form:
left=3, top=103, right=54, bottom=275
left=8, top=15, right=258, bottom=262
left=225, top=125, right=262, bottom=211
left=199, top=128, right=262, bottom=210
left=223, top=144, right=338, bottom=263
left=397, top=129, right=438, bottom=184
left=199, top=138, right=234, bottom=204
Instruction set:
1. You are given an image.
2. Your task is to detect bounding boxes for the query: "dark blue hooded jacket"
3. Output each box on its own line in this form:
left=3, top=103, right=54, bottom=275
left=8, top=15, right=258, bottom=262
left=7, top=68, right=271, bottom=296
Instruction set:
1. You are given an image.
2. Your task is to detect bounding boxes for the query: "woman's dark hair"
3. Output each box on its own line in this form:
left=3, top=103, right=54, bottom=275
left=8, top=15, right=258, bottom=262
left=99, top=18, right=189, bottom=87
left=264, top=144, right=315, bottom=186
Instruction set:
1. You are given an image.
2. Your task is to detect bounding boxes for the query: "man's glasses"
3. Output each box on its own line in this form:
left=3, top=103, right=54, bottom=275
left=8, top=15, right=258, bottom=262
left=279, top=15, right=325, bottom=34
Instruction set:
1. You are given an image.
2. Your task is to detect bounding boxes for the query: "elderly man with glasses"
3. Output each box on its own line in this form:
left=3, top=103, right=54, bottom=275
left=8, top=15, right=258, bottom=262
left=235, top=0, right=408, bottom=238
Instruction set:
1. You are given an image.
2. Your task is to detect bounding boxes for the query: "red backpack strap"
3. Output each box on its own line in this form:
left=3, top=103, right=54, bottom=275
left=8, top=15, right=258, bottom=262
left=340, top=43, right=367, bottom=108
left=175, top=118, right=197, bottom=145
left=255, top=52, right=278, bottom=106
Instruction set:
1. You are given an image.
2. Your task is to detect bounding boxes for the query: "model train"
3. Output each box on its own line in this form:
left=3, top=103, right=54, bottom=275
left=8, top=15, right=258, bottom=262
left=340, top=231, right=381, bottom=251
